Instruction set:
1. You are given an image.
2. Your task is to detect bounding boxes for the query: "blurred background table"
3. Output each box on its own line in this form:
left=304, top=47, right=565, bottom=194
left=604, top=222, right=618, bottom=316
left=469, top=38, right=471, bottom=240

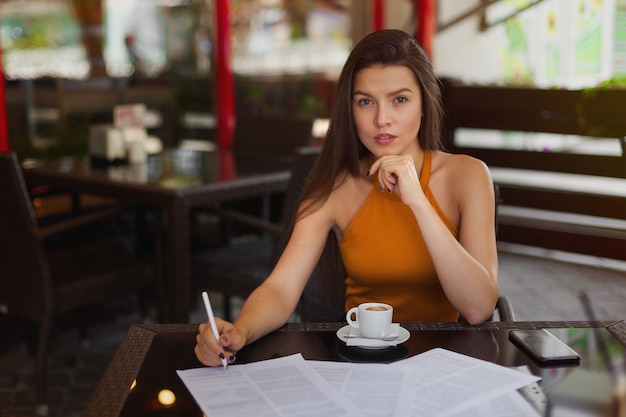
left=21, top=148, right=293, bottom=322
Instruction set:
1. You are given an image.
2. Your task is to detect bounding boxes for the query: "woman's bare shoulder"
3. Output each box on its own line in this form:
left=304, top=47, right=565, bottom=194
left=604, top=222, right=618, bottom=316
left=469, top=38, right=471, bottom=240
left=324, top=165, right=372, bottom=232
left=432, top=151, right=491, bottom=185
left=327, top=171, right=370, bottom=206
left=328, top=158, right=371, bottom=196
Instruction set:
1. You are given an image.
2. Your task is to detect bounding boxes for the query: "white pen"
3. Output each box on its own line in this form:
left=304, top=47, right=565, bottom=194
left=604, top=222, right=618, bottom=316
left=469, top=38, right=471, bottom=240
left=201, top=291, right=229, bottom=371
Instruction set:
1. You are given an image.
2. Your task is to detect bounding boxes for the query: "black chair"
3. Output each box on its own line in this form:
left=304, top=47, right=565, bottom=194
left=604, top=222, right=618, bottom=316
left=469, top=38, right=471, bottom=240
left=191, top=146, right=321, bottom=320
left=188, top=116, right=315, bottom=253
left=492, top=185, right=516, bottom=321
left=298, top=232, right=348, bottom=322
left=0, top=151, right=160, bottom=416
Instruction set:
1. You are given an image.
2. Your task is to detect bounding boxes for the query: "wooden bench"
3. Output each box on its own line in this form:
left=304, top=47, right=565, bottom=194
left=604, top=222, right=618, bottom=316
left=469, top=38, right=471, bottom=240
left=441, top=79, right=626, bottom=262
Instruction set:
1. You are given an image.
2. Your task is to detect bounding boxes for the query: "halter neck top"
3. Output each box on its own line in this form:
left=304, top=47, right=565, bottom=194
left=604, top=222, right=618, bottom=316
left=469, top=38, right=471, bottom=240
left=339, top=151, right=460, bottom=322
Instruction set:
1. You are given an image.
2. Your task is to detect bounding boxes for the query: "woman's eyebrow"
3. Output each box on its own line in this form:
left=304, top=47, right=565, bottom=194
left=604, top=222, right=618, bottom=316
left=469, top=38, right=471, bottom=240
left=353, top=87, right=414, bottom=97
left=388, top=87, right=414, bottom=95
left=352, top=89, right=369, bottom=97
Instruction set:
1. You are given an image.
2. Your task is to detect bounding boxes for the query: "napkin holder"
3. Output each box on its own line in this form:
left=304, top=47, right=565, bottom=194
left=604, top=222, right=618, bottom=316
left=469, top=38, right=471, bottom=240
left=89, top=124, right=126, bottom=166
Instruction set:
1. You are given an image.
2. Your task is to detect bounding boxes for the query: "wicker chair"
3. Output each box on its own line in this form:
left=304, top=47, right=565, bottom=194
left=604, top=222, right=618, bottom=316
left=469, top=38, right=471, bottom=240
left=191, top=146, right=321, bottom=320
left=0, top=151, right=159, bottom=416
left=188, top=117, right=315, bottom=252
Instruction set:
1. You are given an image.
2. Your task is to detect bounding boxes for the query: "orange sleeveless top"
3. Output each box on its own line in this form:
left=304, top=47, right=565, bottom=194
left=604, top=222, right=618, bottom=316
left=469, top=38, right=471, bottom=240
left=339, top=151, right=460, bottom=322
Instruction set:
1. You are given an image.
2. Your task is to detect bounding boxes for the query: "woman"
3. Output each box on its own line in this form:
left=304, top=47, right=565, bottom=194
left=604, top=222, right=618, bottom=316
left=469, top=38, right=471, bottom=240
left=195, top=29, right=498, bottom=367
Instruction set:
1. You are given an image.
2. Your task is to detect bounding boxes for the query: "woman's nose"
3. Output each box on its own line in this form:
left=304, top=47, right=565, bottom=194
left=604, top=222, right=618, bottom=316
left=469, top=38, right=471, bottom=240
left=375, top=105, right=391, bottom=127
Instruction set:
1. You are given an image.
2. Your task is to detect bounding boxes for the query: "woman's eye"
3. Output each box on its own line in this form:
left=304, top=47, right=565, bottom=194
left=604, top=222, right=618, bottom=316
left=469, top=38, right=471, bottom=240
left=395, top=96, right=408, bottom=103
left=357, top=98, right=372, bottom=106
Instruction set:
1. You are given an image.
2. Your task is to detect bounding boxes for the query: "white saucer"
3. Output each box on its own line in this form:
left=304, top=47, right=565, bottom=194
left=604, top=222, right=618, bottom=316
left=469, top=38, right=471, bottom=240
left=336, top=324, right=410, bottom=349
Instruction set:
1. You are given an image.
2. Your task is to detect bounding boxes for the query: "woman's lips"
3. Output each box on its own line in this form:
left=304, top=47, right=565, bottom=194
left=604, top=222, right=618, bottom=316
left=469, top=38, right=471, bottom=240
left=374, top=134, right=396, bottom=145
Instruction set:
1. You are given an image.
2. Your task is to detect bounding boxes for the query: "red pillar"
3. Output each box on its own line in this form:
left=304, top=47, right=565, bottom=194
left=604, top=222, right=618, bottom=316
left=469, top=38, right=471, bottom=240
left=415, top=0, right=436, bottom=59
left=373, top=0, right=385, bottom=31
left=0, top=46, right=9, bottom=152
left=215, top=0, right=235, bottom=150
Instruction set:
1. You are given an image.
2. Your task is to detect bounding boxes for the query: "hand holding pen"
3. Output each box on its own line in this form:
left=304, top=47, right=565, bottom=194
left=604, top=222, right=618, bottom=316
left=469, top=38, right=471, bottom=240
left=201, top=291, right=229, bottom=371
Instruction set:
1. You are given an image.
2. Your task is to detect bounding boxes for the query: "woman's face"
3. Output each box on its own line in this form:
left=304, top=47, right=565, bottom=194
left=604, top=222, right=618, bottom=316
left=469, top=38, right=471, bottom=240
left=352, top=64, right=423, bottom=158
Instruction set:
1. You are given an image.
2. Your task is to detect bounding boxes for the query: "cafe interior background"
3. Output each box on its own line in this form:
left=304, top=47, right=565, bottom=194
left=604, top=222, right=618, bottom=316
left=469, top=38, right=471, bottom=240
left=0, top=0, right=624, bottom=302
left=1, top=0, right=625, bottom=350
left=0, top=0, right=625, bottom=415
left=1, top=0, right=624, bottom=161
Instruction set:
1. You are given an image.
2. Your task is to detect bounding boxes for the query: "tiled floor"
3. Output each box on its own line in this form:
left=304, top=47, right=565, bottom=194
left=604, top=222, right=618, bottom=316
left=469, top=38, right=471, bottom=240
left=497, top=243, right=626, bottom=321
left=1, top=246, right=625, bottom=416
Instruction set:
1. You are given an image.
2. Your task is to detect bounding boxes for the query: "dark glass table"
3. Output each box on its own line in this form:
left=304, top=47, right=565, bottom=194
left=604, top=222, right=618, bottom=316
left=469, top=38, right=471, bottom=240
left=21, top=149, right=293, bottom=322
left=83, top=320, right=626, bottom=416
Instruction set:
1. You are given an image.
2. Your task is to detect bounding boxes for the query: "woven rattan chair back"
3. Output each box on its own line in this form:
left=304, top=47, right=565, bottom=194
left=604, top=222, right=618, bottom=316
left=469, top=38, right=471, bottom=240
left=0, top=151, right=157, bottom=415
left=0, top=152, right=50, bottom=322
left=192, top=147, right=321, bottom=320
left=271, top=146, right=321, bottom=259
left=298, top=231, right=347, bottom=322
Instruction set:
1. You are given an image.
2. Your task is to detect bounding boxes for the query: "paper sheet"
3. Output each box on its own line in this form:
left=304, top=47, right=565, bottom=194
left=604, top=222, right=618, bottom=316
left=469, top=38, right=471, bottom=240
left=178, top=348, right=542, bottom=417
left=308, top=360, right=415, bottom=417
left=177, top=354, right=357, bottom=417
left=446, top=391, right=541, bottom=417
left=390, top=348, right=541, bottom=417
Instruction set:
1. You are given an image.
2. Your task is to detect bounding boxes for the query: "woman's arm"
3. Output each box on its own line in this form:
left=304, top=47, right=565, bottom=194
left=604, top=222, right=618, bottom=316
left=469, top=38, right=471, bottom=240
left=195, top=198, right=334, bottom=366
left=370, top=153, right=498, bottom=324
left=413, top=156, right=499, bottom=324
left=231, top=211, right=332, bottom=343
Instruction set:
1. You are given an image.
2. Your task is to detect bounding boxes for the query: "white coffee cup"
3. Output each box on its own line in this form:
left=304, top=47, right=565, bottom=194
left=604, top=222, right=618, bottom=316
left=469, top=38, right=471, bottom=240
left=346, top=302, right=393, bottom=339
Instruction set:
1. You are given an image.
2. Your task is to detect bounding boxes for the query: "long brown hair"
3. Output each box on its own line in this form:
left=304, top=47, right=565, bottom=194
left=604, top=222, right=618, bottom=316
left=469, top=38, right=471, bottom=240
left=299, top=29, right=444, bottom=218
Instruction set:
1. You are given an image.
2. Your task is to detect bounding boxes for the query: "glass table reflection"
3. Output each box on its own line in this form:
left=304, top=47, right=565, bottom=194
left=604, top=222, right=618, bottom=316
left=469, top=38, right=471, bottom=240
left=83, top=320, right=626, bottom=417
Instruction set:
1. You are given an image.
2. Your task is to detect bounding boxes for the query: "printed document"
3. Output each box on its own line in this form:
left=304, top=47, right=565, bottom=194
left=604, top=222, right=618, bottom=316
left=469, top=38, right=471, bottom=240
left=309, top=360, right=415, bottom=417
left=178, top=348, right=541, bottom=417
left=177, top=354, right=357, bottom=417
left=310, top=356, right=540, bottom=417
left=390, top=348, right=541, bottom=416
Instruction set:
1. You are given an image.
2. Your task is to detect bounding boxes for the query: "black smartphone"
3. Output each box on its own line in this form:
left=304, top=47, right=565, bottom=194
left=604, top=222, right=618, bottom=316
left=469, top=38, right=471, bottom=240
left=509, top=329, right=580, bottom=367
